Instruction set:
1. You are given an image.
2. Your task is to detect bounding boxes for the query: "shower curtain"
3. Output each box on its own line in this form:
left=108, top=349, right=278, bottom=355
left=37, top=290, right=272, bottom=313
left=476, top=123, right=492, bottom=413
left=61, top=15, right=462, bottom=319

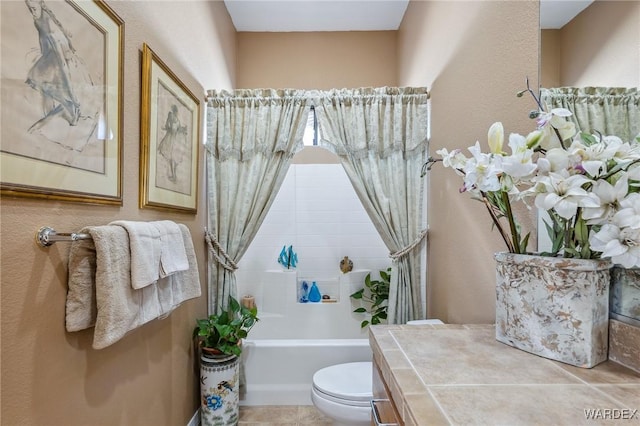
left=205, top=89, right=309, bottom=313
left=540, top=87, right=640, bottom=142
left=313, top=87, right=430, bottom=324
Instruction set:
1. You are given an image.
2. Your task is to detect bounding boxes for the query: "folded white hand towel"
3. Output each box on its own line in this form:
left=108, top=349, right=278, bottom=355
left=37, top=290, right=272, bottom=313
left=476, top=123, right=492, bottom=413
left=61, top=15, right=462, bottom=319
left=110, top=220, right=161, bottom=289
left=154, top=220, right=189, bottom=278
left=152, top=224, right=202, bottom=319
left=169, top=224, right=202, bottom=308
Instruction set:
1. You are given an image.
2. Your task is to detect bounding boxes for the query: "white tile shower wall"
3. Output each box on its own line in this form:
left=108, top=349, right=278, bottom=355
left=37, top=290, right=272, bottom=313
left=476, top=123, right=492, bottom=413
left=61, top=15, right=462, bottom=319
left=235, top=164, right=391, bottom=311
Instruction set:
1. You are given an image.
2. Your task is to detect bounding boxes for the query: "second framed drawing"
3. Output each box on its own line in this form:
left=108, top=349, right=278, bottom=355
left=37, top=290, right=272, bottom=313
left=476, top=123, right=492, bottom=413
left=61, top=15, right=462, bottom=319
left=140, top=43, right=200, bottom=213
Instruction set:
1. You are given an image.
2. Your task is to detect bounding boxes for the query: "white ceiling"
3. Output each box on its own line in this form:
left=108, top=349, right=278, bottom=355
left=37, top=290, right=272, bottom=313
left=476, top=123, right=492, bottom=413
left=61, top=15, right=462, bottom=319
left=223, top=0, right=594, bottom=32
left=224, top=0, right=406, bottom=32
left=540, top=0, right=594, bottom=29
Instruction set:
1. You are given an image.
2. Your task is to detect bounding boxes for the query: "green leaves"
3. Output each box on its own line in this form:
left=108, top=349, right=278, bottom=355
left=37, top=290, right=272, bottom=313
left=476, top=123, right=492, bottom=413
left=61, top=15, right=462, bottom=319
left=541, top=209, right=595, bottom=259
left=349, top=268, right=391, bottom=329
left=194, top=295, right=259, bottom=356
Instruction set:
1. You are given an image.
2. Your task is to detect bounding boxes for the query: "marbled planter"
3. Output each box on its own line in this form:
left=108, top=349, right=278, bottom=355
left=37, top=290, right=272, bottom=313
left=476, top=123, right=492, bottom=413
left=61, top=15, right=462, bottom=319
left=200, top=354, right=240, bottom=426
left=610, top=266, right=640, bottom=322
left=495, top=253, right=611, bottom=368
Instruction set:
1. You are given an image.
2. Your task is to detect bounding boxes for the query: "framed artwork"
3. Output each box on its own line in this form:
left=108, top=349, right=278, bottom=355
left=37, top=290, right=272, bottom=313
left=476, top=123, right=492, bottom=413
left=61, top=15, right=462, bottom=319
left=0, top=0, right=123, bottom=205
left=140, top=43, right=200, bottom=213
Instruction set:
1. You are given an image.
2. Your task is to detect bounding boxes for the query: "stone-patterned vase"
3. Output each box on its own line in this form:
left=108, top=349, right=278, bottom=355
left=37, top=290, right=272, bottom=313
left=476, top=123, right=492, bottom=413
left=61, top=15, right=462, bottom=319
left=610, top=266, right=640, bottom=322
left=200, top=353, right=240, bottom=426
left=495, top=253, right=611, bottom=368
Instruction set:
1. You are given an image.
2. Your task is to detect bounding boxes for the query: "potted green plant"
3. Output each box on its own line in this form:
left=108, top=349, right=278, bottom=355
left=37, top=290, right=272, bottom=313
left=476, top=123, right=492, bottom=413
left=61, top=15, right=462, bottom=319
left=194, top=296, right=258, bottom=426
left=194, top=295, right=259, bottom=358
left=350, top=268, right=390, bottom=328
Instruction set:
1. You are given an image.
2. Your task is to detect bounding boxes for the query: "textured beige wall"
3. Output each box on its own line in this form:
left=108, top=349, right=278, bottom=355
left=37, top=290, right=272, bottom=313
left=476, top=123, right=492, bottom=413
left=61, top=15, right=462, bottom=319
left=237, top=31, right=397, bottom=89
left=541, top=29, right=561, bottom=88
left=236, top=31, right=396, bottom=162
left=0, top=1, right=547, bottom=422
left=398, top=1, right=540, bottom=323
left=559, top=0, right=639, bottom=87
left=0, top=1, right=235, bottom=425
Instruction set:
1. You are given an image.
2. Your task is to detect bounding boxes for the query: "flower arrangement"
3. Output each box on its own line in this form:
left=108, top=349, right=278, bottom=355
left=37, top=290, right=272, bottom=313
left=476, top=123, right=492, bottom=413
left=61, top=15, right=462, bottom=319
left=427, top=82, right=640, bottom=268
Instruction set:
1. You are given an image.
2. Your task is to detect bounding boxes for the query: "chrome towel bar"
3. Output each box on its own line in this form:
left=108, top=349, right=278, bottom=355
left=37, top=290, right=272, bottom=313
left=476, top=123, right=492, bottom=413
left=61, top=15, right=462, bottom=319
left=36, top=226, right=92, bottom=247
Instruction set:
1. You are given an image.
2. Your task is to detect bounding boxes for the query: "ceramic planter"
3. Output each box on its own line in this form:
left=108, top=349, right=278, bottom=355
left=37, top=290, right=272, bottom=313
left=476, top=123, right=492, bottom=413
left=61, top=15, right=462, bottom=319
left=200, top=353, right=240, bottom=426
left=610, top=266, right=640, bottom=322
left=495, top=252, right=611, bottom=368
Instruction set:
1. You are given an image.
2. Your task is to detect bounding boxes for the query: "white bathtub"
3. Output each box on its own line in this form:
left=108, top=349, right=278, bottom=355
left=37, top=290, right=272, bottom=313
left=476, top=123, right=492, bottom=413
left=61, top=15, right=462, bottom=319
left=238, top=269, right=373, bottom=405
left=240, top=338, right=372, bottom=405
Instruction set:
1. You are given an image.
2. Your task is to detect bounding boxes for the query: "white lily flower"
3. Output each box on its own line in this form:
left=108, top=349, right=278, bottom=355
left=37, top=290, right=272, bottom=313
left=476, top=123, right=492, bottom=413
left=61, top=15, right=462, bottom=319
left=589, top=224, right=627, bottom=256
left=537, top=108, right=576, bottom=150
left=582, top=176, right=629, bottom=225
left=435, top=106, right=638, bottom=261
left=544, top=148, right=572, bottom=173
left=551, top=116, right=577, bottom=141
left=437, top=148, right=468, bottom=171
left=602, top=136, right=640, bottom=162
left=589, top=224, right=640, bottom=268
left=501, top=133, right=537, bottom=179
left=537, top=108, right=573, bottom=126
left=627, top=163, right=640, bottom=181
left=488, top=122, right=504, bottom=154
left=614, top=193, right=640, bottom=229
left=534, top=171, right=600, bottom=219
left=536, top=157, right=551, bottom=175
left=463, top=142, right=502, bottom=193
left=620, top=192, right=640, bottom=211
left=569, top=138, right=619, bottom=177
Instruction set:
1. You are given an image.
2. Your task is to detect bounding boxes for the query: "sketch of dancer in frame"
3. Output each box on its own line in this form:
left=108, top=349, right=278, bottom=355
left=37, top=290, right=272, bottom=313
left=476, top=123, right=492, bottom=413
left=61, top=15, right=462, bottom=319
left=157, top=104, right=188, bottom=184
left=23, top=0, right=100, bottom=149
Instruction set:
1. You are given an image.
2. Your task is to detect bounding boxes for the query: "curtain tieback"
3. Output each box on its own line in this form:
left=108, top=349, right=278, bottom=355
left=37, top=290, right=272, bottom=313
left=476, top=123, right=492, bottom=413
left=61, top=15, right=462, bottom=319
left=204, top=230, right=239, bottom=272
left=389, top=228, right=428, bottom=261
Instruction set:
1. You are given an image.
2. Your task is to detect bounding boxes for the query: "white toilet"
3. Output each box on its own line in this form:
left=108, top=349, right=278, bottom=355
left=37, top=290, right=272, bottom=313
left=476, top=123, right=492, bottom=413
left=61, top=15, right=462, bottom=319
left=311, top=319, right=444, bottom=425
left=311, top=361, right=372, bottom=426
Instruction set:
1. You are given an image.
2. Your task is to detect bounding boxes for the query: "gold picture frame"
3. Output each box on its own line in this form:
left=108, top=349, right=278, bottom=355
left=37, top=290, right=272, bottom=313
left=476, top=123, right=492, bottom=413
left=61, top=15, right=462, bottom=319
left=140, top=43, right=200, bottom=213
left=0, top=0, right=124, bottom=205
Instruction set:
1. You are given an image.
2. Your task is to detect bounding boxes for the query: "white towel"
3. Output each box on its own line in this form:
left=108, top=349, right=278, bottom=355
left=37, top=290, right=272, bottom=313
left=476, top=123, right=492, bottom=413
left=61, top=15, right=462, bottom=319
left=90, top=225, right=147, bottom=348
left=110, top=220, right=161, bottom=289
left=65, top=226, right=98, bottom=331
left=65, top=224, right=201, bottom=349
left=155, top=220, right=189, bottom=278
left=153, top=224, right=202, bottom=319
left=168, top=224, right=201, bottom=308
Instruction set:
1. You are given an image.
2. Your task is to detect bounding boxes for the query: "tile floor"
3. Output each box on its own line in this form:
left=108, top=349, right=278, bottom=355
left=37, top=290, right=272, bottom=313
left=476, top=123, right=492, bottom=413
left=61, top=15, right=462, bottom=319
left=238, top=405, right=332, bottom=425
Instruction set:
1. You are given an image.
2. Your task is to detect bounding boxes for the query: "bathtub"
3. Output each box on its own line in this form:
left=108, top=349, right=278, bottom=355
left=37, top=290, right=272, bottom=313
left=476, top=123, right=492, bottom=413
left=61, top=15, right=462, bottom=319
left=240, top=338, right=372, bottom=405
left=239, top=269, right=373, bottom=405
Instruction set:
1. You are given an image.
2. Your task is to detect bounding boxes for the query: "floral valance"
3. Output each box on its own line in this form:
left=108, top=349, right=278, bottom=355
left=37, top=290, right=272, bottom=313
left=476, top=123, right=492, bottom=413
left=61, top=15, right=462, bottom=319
left=540, top=87, right=640, bottom=143
left=205, top=88, right=310, bottom=161
left=311, top=86, right=431, bottom=159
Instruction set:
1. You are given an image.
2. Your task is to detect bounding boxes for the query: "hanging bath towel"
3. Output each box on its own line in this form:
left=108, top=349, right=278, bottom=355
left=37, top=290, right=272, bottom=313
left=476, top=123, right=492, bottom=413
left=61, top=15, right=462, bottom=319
left=65, top=224, right=201, bottom=349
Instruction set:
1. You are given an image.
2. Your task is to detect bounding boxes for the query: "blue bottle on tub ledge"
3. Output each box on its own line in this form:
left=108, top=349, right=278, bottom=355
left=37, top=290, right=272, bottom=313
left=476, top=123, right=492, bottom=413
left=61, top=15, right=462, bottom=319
left=308, top=281, right=321, bottom=303
left=299, top=281, right=309, bottom=303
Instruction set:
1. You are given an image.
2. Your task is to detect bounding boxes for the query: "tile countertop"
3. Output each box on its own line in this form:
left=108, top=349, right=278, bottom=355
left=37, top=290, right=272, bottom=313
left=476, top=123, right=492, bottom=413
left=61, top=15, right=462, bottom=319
left=369, top=324, right=640, bottom=426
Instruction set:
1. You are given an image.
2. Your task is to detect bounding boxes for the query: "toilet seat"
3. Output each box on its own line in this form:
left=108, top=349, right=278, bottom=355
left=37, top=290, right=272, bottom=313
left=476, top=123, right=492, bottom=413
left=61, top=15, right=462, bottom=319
left=312, top=361, right=372, bottom=404
left=312, top=386, right=371, bottom=407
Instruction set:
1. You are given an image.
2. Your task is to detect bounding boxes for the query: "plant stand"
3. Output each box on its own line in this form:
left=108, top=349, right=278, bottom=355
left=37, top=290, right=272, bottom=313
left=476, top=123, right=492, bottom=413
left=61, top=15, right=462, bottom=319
left=495, top=252, right=611, bottom=368
left=200, top=353, right=240, bottom=426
